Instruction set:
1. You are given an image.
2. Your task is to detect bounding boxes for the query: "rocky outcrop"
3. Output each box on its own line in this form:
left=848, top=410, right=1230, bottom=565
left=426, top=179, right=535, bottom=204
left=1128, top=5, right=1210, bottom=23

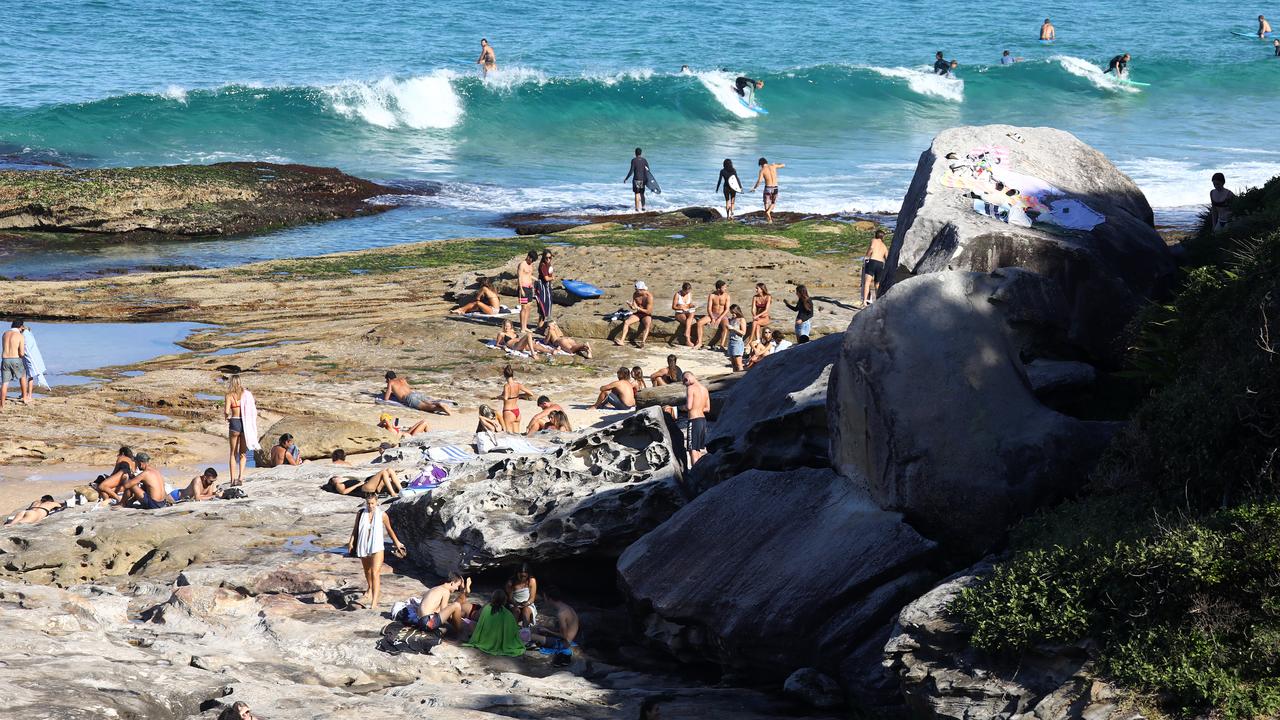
left=685, top=334, right=842, bottom=493
left=829, top=270, right=1118, bottom=557
left=883, top=125, right=1175, bottom=361
left=390, top=408, right=685, bottom=576
left=885, top=566, right=1142, bottom=720
left=618, top=467, right=937, bottom=694
left=0, top=162, right=395, bottom=236
left=256, top=415, right=394, bottom=463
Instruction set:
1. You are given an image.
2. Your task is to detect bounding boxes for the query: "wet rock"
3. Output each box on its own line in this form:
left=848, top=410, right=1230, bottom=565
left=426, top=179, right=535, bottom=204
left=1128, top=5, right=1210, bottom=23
left=390, top=408, right=685, bottom=575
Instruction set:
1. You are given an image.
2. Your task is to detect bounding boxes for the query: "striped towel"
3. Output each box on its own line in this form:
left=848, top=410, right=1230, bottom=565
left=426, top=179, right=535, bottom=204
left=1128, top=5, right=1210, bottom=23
left=427, top=445, right=476, bottom=464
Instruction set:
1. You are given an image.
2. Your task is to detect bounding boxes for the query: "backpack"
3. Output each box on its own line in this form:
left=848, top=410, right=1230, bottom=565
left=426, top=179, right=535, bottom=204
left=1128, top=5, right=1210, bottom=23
left=377, top=620, right=440, bottom=656
left=221, top=487, right=248, bottom=500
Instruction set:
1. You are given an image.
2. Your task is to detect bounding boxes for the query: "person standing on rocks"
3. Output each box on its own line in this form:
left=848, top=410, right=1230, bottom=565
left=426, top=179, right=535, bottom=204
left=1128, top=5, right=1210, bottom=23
left=715, top=159, right=741, bottom=219
left=534, top=249, right=555, bottom=326
left=683, top=372, right=711, bottom=465
left=862, top=228, right=889, bottom=306
left=223, top=374, right=257, bottom=486
left=517, top=250, right=538, bottom=334
left=1209, top=172, right=1237, bottom=231
left=614, top=281, right=655, bottom=348
left=1, top=320, right=30, bottom=409
left=347, top=491, right=406, bottom=610
left=726, top=304, right=747, bottom=372
left=751, top=158, right=786, bottom=223
left=624, top=148, right=651, bottom=211
left=695, top=280, right=732, bottom=350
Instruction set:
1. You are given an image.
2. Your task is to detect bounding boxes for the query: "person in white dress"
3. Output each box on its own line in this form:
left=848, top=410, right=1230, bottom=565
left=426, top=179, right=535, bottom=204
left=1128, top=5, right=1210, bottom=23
left=347, top=492, right=406, bottom=609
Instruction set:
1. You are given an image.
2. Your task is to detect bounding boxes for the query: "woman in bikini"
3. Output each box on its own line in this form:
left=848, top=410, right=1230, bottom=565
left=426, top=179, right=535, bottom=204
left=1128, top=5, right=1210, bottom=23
left=497, top=365, right=533, bottom=433
left=326, top=468, right=403, bottom=496
left=749, top=283, right=773, bottom=344
left=451, top=277, right=501, bottom=315
left=630, top=366, right=647, bottom=391
left=542, top=322, right=592, bottom=359
left=223, top=375, right=250, bottom=486
left=5, top=495, right=62, bottom=525
left=670, top=282, right=696, bottom=347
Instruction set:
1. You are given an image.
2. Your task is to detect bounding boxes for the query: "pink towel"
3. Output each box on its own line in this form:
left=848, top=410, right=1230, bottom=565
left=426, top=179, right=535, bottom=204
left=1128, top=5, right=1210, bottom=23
left=241, top=389, right=261, bottom=451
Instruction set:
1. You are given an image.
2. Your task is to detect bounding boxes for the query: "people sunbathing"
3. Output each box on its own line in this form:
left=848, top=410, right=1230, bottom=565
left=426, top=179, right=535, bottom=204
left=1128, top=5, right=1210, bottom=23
left=326, top=468, right=404, bottom=496
left=451, top=276, right=501, bottom=315
left=177, top=468, right=220, bottom=501
left=384, top=371, right=453, bottom=415
left=378, top=413, right=429, bottom=438
left=542, top=322, right=592, bottom=359
left=5, top=495, right=62, bottom=525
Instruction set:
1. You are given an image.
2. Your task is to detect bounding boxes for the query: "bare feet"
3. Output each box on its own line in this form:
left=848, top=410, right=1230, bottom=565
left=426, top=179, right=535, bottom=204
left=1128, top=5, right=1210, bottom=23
left=612, top=339, right=624, bottom=347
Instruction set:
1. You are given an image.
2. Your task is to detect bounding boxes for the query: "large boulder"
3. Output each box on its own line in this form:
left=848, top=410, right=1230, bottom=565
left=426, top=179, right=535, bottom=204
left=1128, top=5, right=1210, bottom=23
left=256, top=416, right=393, bottom=463
left=828, top=270, right=1118, bottom=556
left=390, top=408, right=685, bottom=575
left=883, top=125, right=1175, bottom=362
left=686, top=334, right=843, bottom=493
left=618, top=467, right=937, bottom=693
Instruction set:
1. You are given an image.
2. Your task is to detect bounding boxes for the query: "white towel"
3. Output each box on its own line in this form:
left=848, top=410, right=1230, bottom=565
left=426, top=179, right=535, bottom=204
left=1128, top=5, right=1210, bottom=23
left=241, top=389, right=261, bottom=451
left=21, top=329, right=50, bottom=390
left=427, top=445, right=476, bottom=464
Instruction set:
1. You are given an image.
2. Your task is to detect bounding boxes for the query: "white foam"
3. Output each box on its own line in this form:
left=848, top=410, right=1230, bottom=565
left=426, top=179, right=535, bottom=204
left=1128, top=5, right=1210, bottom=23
left=1050, top=55, right=1139, bottom=94
left=161, top=85, right=188, bottom=103
left=478, top=65, right=550, bottom=91
left=1121, top=157, right=1280, bottom=207
left=695, top=70, right=759, bottom=119
left=324, top=71, right=463, bottom=130
left=866, top=66, right=964, bottom=102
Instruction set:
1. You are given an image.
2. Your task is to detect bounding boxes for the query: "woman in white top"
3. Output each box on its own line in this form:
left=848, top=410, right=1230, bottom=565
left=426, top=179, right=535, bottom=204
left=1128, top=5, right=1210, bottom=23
left=347, top=492, right=406, bottom=609
left=670, top=282, right=696, bottom=347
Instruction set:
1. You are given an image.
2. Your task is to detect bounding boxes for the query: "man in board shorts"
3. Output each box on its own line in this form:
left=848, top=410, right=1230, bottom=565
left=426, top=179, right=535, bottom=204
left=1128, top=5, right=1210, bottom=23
left=752, top=157, right=785, bottom=223
left=516, top=250, right=537, bottom=333
left=624, top=148, right=651, bottom=211
left=683, top=371, right=711, bottom=465
left=862, top=228, right=889, bottom=306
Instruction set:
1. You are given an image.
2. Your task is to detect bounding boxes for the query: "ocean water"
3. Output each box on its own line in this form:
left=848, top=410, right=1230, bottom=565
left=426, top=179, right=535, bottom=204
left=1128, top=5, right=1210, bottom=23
left=1, top=0, right=1276, bottom=275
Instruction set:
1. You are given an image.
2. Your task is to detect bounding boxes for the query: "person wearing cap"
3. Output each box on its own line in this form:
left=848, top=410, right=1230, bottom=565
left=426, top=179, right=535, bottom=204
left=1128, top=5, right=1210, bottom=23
left=266, top=433, right=303, bottom=468
left=613, top=281, right=655, bottom=348
left=120, top=453, right=173, bottom=510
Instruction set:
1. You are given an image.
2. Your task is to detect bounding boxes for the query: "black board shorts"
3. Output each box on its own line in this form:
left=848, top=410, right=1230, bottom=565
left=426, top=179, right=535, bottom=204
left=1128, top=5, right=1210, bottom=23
left=688, top=417, right=707, bottom=451
left=864, top=259, right=886, bottom=284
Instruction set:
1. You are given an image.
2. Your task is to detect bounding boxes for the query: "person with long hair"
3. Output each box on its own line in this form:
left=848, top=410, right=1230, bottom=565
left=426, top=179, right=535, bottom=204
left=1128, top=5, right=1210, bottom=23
left=669, top=282, right=695, bottom=347
left=346, top=491, right=405, bottom=610
left=535, top=249, right=555, bottom=325
left=223, top=374, right=258, bottom=486
left=497, top=365, right=534, bottom=432
left=506, top=563, right=539, bottom=625
left=784, top=284, right=814, bottom=341
left=451, top=276, right=501, bottom=316
left=542, top=321, right=592, bottom=359
left=726, top=304, right=747, bottom=372
left=217, top=701, right=259, bottom=720
left=749, top=283, right=772, bottom=344
left=715, top=158, right=741, bottom=219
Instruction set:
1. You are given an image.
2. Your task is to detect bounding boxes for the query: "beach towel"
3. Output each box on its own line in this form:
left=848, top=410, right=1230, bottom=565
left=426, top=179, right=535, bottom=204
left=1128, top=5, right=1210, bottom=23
left=463, top=605, right=526, bottom=657
left=241, top=389, right=261, bottom=451
left=483, top=339, right=570, bottom=359
left=21, top=329, right=50, bottom=390
left=375, top=396, right=457, bottom=410
left=495, top=436, right=553, bottom=454
left=427, top=445, right=475, bottom=464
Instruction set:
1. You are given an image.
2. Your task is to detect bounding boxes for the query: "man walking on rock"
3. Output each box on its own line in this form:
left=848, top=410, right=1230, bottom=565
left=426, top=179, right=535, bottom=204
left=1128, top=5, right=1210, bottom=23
left=1, top=320, right=30, bottom=409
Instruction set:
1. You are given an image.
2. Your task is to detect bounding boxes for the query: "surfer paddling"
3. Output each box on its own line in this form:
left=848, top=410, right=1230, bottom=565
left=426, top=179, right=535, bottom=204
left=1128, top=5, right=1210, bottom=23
left=1039, top=18, right=1055, bottom=41
left=751, top=157, right=785, bottom=223
left=476, top=39, right=497, bottom=75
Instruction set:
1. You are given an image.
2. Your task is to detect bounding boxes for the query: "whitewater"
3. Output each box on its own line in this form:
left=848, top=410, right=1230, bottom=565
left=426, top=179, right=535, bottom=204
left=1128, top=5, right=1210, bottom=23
left=1, top=0, right=1276, bottom=275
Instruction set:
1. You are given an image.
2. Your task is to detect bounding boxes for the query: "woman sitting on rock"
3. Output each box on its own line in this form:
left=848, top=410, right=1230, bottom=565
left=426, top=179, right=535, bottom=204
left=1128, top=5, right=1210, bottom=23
left=476, top=404, right=503, bottom=434
left=451, top=276, right=501, bottom=315
left=463, top=589, right=526, bottom=657
left=506, top=563, right=538, bottom=625
left=347, top=491, right=406, bottom=610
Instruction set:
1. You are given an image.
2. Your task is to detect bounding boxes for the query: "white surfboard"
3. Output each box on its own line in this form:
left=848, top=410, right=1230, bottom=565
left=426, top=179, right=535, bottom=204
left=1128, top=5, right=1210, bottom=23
left=728, top=174, right=743, bottom=192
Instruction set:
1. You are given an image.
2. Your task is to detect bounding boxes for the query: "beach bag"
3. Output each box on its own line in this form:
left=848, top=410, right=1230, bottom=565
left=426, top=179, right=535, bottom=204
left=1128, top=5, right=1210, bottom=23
left=377, top=620, right=439, bottom=655
left=222, top=487, right=248, bottom=500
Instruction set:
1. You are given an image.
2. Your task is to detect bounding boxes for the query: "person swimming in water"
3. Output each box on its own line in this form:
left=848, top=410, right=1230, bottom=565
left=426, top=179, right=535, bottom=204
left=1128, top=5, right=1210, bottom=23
left=476, top=38, right=496, bottom=75
left=1040, top=18, right=1055, bottom=41
left=733, top=76, right=763, bottom=104
left=1103, top=53, right=1131, bottom=78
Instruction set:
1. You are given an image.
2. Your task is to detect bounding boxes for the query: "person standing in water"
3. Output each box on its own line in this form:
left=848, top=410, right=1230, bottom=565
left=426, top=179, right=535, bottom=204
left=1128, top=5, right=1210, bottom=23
left=476, top=39, right=497, bottom=75
left=1259, top=15, right=1272, bottom=39
left=751, top=158, right=785, bottom=223
left=1209, top=172, right=1237, bottom=231
left=1103, top=53, right=1131, bottom=78
left=624, top=148, right=651, bottom=211
left=715, top=159, right=741, bottom=219
left=1040, top=18, right=1055, bottom=41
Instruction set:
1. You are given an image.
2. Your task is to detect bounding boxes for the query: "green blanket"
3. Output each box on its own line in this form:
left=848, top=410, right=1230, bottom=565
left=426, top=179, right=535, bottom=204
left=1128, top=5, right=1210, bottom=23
left=463, top=605, right=526, bottom=657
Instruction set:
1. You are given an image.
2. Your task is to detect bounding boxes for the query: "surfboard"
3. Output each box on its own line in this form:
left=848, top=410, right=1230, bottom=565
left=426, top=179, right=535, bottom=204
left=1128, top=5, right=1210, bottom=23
left=1039, top=39, right=1055, bottom=44
left=562, top=279, right=604, bottom=299
left=728, top=174, right=743, bottom=193
left=1232, top=31, right=1271, bottom=40
left=1117, top=77, right=1151, bottom=88
left=644, top=169, right=661, bottom=194
left=737, top=95, right=769, bottom=115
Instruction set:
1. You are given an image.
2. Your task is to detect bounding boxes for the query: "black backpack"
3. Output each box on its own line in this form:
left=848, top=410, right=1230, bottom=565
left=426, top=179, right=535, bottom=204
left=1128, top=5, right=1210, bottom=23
left=376, top=621, right=440, bottom=655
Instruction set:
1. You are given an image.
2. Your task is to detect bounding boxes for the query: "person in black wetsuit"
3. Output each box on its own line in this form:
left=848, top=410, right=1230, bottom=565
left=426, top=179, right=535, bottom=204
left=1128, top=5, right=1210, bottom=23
left=933, top=51, right=958, bottom=76
left=623, top=147, right=650, bottom=211
left=715, top=159, right=741, bottom=219
left=1103, top=53, right=1130, bottom=77
left=734, top=76, right=763, bottom=103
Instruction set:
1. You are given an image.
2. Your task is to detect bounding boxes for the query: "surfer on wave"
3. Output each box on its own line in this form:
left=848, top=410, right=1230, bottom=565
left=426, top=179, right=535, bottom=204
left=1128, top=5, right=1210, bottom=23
left=734, top=76, right=763, bottom=105
left=1103, top=52, right=1131, bottom=79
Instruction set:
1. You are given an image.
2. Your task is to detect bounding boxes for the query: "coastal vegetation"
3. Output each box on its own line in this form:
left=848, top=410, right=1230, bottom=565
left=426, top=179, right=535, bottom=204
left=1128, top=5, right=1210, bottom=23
left=952, top=176, right=1280, bottom=719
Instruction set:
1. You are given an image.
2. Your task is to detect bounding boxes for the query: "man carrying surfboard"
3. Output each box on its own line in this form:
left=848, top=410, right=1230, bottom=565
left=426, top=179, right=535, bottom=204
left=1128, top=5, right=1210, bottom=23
left=751, top=158, right=785, bottom=223
left=1039, top=18, right=1055, bottom=42
left=624, top=148, right=651, bottom=212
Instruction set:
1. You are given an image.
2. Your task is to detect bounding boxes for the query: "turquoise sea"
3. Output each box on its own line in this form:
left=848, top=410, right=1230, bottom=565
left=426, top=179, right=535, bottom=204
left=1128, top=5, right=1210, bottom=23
left=1, top=0, right=1277, bottom=276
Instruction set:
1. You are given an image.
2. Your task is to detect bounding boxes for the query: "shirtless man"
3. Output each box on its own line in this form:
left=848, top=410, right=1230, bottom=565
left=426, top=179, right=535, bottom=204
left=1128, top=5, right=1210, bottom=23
left=1260, top=15, right=1273, bottom=39
left=594, top=368, right=637, bottom=411
left=862, top=228, right=890, bottom=305
left=121, top=453, right=172, bottom=510
left=530, top=586, right=580, bottom=666
left=179, top=468, right=220, bottom=501
left=476, top=39, right=497, bottom=75
left=1040, top=18, right=1055, bottom=41
left=683, top=372, right=712, bottom=464
left=695, top=280, right=732, bottom=349
left=516, top=250, right=538, bottom=333
left=419, top=574, right=468, bottom=634
left=267, top=434, right=303, bottom=467
left=1, top=320, right=30, bottom=409
left=614, top=282, right=654, bottom=348
left=384, top=371, right=453, bottom=415
left=751, top=158, right=786, bottom=223
left=524, top=396, right=564, bottom=435
left=624, top=148, right=651, bottom=211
